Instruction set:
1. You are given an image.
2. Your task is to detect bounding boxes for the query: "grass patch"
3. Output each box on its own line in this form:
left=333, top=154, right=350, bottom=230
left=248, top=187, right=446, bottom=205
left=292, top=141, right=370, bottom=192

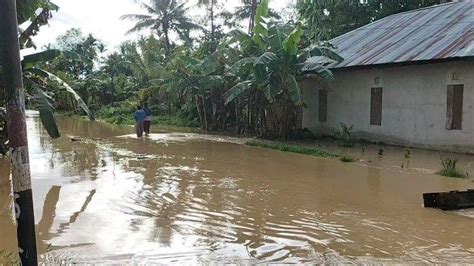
left=246, top=140, right=338, bottom=158
left=436, top=169, right=467, bottom=178
left=339, top=155, right=356, bottom=162
left=436, top=156, right=469, bottom=178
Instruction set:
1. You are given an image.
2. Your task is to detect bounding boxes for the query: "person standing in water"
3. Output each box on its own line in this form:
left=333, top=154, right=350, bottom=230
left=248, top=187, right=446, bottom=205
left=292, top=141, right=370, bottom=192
left=134, top=105, right=146, bottom=137
left=143, top=102, right=152, bottom=135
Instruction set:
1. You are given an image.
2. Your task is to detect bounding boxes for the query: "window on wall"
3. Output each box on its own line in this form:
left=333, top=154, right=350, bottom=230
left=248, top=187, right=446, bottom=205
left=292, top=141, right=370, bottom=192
left=318, top=89, right=328, bottom=122
left=370, top=87, right=383, bottom=126
left=446, top=84, right=464, bottom=130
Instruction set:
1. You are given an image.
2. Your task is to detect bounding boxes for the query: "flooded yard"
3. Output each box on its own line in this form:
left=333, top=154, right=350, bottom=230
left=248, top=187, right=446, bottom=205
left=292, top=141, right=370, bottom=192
left=0, top=115, right=473, bottom=263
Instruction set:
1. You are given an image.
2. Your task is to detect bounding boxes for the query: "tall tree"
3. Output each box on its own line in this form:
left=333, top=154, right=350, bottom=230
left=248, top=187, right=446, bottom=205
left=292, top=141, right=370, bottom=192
left=121, top=0, right=201, bottom=55
left=50, top=28, right=104, bottom=77
left=232, top=0, right=281, bottom=34
left=297, top=0, right=451, bottom=41
left=197, top=0, right=218, bottom=41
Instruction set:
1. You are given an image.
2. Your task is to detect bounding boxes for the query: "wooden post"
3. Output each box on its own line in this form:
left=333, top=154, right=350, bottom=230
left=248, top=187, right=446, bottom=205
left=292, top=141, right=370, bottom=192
left=0, top=0, right=38, bottom=265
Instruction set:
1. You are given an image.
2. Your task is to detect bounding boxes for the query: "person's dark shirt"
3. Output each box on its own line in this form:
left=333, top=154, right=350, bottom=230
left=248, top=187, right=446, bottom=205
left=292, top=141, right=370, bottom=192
left=143, top=106, right=152, bottom=116
left=134, top=109, right=146, bottom=122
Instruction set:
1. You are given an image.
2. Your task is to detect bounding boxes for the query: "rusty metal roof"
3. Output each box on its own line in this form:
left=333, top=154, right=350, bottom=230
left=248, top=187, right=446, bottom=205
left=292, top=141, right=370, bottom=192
left=329, top=1, right=474, bottom=69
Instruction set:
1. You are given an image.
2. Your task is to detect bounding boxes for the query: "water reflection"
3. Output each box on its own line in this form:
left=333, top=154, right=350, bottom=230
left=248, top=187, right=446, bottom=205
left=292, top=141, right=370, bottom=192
left=0, top=116, right=473, bottom=263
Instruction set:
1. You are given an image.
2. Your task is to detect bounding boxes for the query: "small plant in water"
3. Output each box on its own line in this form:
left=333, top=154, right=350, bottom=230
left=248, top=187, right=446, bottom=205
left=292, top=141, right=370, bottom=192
left=377, top=145, right=384, bottom=156
left=436, top=155, right=468, bottom=178
left=404, top=149, right=412, bottom=159
left=340, top=155, right=356, bottom=163
left=333, top=122, right=354, bottom=147
left=402, top=148, right=412, bottom=168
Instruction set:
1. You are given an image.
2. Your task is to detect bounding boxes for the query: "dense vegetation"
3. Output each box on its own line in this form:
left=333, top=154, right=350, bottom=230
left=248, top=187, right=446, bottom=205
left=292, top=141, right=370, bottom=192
left=0, top=0, right=451, bottom=155
left=42, top=0, right=343, bottom=139
left=297, top=0, right=451, bottom=41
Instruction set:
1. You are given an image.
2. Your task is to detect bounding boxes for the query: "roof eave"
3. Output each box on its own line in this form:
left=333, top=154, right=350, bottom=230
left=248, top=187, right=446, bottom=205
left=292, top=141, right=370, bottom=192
left=329, top=56, right=474, bottom=72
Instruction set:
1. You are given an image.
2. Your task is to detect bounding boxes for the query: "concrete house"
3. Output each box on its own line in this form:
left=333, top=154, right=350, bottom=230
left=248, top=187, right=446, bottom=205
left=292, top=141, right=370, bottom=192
left=302, top=1, right=474, bottom=152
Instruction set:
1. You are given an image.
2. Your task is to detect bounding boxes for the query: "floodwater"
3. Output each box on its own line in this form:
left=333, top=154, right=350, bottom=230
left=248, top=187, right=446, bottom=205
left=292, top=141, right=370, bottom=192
left=0, top=115, right=473, bottom=264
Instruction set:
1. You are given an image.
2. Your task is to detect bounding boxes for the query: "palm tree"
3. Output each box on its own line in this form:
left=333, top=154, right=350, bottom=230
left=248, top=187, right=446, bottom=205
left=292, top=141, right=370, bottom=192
left=197, top=0, right=217, bottom=41
left=121, top=0, right=201, bottom=55
left=234, top=0, right=281, bottom=34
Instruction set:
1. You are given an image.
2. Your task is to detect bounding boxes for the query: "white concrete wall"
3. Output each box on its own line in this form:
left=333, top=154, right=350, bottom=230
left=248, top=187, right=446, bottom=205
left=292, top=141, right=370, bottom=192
left=302, top=61, right=474, bottom=152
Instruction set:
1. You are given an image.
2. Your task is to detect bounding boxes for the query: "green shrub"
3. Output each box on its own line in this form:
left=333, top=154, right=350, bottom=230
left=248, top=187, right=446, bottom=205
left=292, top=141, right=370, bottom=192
left=378, top=145, right=384, bottom=155
left=152, top=115, right=199, bottom=127
left=436, top=156, right=468, bottom=178
left=333, top=122, right=354, bottom=147
left=246, top=140, right=338, bottom=158
left=97, top=103, right=199, bottom=128
left=339, top=155, right=356, bottom=162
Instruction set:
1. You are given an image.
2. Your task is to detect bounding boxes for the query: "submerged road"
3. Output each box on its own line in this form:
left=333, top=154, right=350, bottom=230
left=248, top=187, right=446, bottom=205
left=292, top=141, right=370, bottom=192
left=0, top=115, right=473, bottom=263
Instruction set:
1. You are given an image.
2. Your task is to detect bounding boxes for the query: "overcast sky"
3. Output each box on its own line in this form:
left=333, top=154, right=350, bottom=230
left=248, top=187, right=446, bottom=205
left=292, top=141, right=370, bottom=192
left=29, top=0, right=292, bottom=52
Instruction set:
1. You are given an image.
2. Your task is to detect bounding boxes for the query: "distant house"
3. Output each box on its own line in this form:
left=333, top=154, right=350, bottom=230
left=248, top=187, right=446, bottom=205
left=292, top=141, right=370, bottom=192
left=302, top=1, right=474, bottom=152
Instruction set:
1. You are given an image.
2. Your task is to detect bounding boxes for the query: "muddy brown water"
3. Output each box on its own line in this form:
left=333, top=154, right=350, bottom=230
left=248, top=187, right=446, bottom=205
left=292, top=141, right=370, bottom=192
left=0, top=115, right=473, bottom=263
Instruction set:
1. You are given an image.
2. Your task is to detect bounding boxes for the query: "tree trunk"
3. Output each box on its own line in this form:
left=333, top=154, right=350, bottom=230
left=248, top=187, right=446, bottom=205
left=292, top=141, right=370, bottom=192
left=110, top=74, right=115, bottom=105
left=210, top=0, right=215, bottom=41
left=0, top=0, right=38, bottom=264
left=162, top=22, right=171, bottom=56
left=248, top=0, right=258, bottom=35
left=201, top=95, right=208, bottom=131
left=194, top=95, right=205, bottom=129
left=235, top=98, right=240, bottom=135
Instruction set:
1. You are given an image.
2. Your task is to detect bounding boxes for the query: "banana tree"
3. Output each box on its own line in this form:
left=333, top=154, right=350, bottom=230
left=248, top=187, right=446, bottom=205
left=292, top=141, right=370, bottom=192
left=224, top=0, right=342, bottom=138
left=22, top=49, right=94, bottom=138
left=160, top=46, right=238, bottom=131
left=1, top=49, right=93, bottom=141
left=17, top=0, right=59, bottom=48
left=0, top=0, right=93, bottom=145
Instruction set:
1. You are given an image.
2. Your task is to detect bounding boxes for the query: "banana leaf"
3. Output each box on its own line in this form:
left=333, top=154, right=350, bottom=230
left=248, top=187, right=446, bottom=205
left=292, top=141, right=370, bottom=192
left=22, top=49, right=87, bottom=69
left=26, top=68, right=95, bottom=120
left=283, top=26, right=303, bottom=56
left=16, top=0, right=58, bottom=24
left=255, top=52, right=278, bottom=67
left=31, top=88, right=60, bottom=138
left=305, top=45, right=344, bottom=62
left=268, top=25, right=284, bottom=53
left=286, top=74, right=303, bottom=106
left=252, top=0, right=270, bottom=50
left=230, top=57, right=257, bottom=75
left=299, top=60, right=334, bottom=80
left=224, top=80, right=253, bottom=105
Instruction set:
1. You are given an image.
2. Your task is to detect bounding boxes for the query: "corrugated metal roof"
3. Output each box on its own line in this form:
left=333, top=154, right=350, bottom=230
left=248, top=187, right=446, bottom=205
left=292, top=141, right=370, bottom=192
left=328, top=1, right=474, bottom=69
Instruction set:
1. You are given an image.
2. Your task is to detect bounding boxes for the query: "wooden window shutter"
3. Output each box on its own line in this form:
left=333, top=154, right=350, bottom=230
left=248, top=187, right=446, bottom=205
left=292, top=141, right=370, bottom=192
left=446, top=84, right=463, bottom=130
left=318, top=89, right=328, bottom=122
left=370, top=87, right=383, bottom=126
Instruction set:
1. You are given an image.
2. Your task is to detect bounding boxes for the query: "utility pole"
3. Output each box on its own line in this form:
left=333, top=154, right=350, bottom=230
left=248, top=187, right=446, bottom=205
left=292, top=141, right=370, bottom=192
left=0, top=0, right=38, bottom=265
